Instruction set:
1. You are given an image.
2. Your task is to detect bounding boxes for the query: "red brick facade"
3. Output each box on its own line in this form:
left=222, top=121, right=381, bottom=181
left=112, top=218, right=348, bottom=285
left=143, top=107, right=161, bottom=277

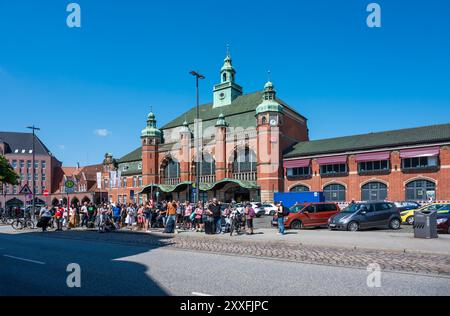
left=284, top=146, right=450, bottom=203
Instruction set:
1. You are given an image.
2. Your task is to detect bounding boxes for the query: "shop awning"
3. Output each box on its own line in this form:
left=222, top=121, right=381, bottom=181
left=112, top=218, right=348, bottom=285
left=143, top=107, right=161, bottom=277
left=400, top=146, right=440, bottom=159
left=316, top=155, right=347, bottom=165
left=355, top=151, right=390, bottom=163
left=202, top=178, right=259, bottom=191
left=283, top=159, right=311, bottom=168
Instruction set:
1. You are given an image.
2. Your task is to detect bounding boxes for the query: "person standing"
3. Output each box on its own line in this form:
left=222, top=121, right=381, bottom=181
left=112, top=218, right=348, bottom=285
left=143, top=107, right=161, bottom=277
left=39, top=205, right=52, bottom=232
left=209, top=198, right=222, bottom=234
left=245, top=203, right=256, bottom=235
left=164, top=200, right=177, bottom=234
left=80, top=202, right=88, bottom=227
left=183, top=201, right=192, bottom=230
left=125, top=204, right=136, bottom=230
left=194, top=202, right=204, bottom=232
left=143, top=202, right=152, bottom=233
left=276, top=201, right=287, bottom=235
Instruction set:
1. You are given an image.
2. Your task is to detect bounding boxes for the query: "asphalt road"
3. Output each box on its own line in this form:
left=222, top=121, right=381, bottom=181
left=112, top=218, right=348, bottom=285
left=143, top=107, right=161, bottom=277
left=0, top=230, right=448, bottom=296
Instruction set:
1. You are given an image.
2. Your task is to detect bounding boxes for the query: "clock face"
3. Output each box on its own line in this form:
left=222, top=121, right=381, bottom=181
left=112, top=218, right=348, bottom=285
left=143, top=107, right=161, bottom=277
left=219, top=92, right=226, bottom=100
left=270, top=119, right=278, bottom=126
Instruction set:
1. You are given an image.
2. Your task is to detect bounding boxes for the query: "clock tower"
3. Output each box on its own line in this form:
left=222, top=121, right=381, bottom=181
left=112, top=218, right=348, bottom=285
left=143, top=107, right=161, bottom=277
left=213, top=47, right=243, bottom=108
left=256, top=80, right=284, bottom=202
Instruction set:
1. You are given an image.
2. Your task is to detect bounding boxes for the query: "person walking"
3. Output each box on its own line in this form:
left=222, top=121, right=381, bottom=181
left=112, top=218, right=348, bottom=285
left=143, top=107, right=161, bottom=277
left=276, top=201, right=287, bottom=235
left=55, top=206, right=63, bottom=231
left=244, top=203, right=256, bottom=235
left=80, top=202, right=88, bottom=227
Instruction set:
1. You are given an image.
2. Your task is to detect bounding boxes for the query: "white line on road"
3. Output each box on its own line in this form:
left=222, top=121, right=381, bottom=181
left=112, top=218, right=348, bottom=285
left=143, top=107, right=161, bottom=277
left=3, top=255, right=46, bottom=265
left=192, top=292, right=213, bottom=296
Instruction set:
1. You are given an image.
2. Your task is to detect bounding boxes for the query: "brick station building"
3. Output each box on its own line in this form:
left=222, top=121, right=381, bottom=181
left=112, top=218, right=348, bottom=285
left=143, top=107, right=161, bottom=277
left=102, top=52, right=309, bottom=203
left=283, top=124, right=450, bottom=204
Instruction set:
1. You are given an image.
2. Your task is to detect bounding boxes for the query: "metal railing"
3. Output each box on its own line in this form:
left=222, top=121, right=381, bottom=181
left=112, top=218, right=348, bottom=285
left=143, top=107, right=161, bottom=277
left=232, top=172, right=257, bottom=181
left=162, top=178, right=181, bottom=185
left=198, top=175, right=216, bottom=184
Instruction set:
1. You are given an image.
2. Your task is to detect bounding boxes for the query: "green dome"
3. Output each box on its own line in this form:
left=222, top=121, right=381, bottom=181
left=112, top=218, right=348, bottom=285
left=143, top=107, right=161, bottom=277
left=255, top=101, right=283, bottom=115
left=215, top=113, right=228, bottom=127
left=141, top=126, right=162, bottom=138
left=141, top=111, right=161, bottom=138
left=264, top=81, right=274, bottom=90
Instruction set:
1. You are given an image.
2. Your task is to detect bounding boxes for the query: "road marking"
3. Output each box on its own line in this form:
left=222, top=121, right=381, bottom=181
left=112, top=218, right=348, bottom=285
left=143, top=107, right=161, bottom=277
left=3, top=255, right=46, bottom=265
left=192, top=292, right=213, bottom=296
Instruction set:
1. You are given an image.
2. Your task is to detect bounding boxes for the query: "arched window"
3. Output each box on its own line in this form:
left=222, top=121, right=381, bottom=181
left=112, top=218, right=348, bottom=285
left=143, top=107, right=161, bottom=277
left=223, top=73, right=227, bottom=82
left=196, top=152, right=216, bottom=176
left=290, top=185, right=310, bottom=192
left=324, top=184, right=346, bottom=202
left=361, top=182, right=387, bottom=201
left=406, top=180, right=436, bottom=201
left=164, top=159, right=180, bottom=179
left=232, top=147, right=257, bottom=173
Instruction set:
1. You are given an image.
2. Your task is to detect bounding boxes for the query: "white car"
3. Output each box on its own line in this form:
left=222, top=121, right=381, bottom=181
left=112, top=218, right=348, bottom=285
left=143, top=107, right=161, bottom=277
left=262, top=203, right=277, bottom=216
left=234, top=203, right=264, bottom=217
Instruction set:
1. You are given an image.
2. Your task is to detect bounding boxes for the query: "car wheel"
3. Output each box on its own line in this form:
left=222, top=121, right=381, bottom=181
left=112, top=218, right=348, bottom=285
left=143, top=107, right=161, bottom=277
left=406, top=216, right=414, bottom=225
left=290, top=220, right=302, bottom=230
left=347, top=221, right=359, bottom=232
left=389, top=218, right=401, bottom=230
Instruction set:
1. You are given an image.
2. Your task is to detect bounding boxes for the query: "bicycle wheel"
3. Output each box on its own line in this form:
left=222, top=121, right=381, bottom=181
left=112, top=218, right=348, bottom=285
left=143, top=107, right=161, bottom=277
left=25, top=220, right=35, bottom=230
left=11, top=220, right=24, bottom=230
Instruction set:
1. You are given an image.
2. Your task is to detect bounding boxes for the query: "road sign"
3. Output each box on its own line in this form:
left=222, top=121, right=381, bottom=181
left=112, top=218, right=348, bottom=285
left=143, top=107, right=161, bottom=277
left=43, top=189, right=49, bottom=197
left=65, top=179, right=76, bottom=194
left=19, top=184, right=32, bottom=195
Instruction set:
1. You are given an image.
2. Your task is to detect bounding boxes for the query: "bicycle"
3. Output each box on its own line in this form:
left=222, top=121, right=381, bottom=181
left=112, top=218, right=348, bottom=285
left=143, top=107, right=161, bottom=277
left=229, top=208, right=244, bottom=236
left=11, top=217, right=35, bottom=230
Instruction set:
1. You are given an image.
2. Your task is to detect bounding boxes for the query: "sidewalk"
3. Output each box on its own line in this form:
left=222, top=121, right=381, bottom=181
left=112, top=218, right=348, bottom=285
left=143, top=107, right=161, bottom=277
left=114, top=226, right=450, bottom=255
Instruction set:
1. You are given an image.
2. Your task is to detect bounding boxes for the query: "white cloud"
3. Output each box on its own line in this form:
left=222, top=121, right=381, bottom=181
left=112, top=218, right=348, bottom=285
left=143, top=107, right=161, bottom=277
left=94, top=129, right=111, bottom=137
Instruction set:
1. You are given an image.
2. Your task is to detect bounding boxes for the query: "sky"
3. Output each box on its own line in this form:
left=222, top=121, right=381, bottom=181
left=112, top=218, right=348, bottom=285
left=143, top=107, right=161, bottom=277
left=0, top=0, right=449, bottom=167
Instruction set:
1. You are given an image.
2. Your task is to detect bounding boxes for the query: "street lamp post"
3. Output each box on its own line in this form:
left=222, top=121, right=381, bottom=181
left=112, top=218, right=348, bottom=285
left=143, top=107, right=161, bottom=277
left=189, top=71, right=205, bottom=204
left=27, top=125, right=40, bottom=221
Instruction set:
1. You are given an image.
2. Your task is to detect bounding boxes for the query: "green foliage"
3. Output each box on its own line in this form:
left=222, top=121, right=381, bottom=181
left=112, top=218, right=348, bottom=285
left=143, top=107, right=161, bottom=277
left=0, top=155, right=19, bottom=185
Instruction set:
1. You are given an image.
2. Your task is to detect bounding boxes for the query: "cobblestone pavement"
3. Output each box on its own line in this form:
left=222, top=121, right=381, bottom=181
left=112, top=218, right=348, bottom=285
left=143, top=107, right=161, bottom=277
left=20, top=228, right=450, bottom=277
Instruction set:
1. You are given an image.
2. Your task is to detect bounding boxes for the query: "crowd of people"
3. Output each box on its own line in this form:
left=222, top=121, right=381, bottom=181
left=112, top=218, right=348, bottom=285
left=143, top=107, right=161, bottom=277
left=32, top=198, right=289, bottom=235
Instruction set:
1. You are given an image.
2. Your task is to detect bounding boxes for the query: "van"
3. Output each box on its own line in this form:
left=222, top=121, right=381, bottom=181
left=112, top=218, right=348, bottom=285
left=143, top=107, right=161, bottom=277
left=272, top=202, right=340, bottom=229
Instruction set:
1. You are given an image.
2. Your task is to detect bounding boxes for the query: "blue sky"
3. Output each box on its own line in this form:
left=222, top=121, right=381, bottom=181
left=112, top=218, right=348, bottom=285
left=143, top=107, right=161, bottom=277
left=0, top=0, right=449, bottom=166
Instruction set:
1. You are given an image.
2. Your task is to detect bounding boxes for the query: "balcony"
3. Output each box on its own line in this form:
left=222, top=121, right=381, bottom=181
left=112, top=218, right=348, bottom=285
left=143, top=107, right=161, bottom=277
left=233, top=172, right=257, bottom=182
left=162, top=178, right=181, bottom=185
left=198, top=175, right=216, bottom=184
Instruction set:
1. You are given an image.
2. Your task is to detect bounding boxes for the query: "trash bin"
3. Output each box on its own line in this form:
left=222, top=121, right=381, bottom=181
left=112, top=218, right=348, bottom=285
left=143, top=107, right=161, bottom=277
left=413, top=210, right=438, bottom=239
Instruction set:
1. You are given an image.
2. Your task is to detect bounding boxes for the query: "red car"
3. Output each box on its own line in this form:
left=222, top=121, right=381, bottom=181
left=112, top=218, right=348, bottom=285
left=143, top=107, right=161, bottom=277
left=272, top=202, right=340, bottom=229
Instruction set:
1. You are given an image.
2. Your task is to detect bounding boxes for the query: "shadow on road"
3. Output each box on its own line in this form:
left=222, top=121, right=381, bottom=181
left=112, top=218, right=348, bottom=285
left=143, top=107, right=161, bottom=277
left=0, top=229, right=175, bottom=296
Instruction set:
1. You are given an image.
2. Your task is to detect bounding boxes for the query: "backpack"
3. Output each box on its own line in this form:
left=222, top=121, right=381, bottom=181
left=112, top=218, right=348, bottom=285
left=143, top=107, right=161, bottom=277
left=282, top=206, right=289, bottom=217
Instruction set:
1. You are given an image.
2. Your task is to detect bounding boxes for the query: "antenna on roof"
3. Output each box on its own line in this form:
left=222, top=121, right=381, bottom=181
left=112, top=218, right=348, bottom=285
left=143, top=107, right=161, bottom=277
left=267, top=70, right=272, bottom=82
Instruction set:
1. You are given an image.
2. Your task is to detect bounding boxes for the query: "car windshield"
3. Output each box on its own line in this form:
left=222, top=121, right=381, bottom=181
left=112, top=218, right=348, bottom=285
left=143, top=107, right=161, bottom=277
left=341, top=204, right=365, bottom=213
left=289, top=204, right=306, bottom=213
left=437, top=205, right=450, bottom=214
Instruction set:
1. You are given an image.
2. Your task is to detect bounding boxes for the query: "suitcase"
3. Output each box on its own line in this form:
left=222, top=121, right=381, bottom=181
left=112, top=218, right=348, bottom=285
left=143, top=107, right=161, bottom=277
left=204, top=218, right=216, bottom=235
left=164, top=217, right=175, bottom=233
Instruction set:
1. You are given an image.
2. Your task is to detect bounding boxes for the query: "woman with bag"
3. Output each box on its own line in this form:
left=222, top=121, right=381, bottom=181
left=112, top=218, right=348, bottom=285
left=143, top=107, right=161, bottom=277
left=194, top=202, right=204, bottom=232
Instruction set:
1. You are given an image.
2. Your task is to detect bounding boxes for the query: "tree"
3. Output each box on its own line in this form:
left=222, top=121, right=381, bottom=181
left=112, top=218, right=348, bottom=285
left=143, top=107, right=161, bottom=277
left=0, top=155, right=19, bottom=185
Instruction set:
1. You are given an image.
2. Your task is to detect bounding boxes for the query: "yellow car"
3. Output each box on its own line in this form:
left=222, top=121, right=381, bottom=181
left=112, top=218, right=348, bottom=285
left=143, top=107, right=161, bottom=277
left=400, top=203, right=450, bottom=225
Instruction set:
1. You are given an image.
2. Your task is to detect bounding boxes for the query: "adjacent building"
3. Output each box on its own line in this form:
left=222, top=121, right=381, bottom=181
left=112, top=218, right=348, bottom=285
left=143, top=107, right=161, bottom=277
left=283, top=124, right=450, bottom=203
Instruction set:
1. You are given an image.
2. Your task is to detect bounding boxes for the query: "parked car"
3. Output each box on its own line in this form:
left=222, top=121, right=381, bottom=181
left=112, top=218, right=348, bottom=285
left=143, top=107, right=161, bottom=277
left=272, top=202, right=340, bottom=229
left=394, top=201, right=421, bottom=213
left=262, top=203, right=278, bottom=216
left=328, top=202, right=401, bottom=232
left=436, top=205, right=450, bottom=234
left=400, top=202, right=450, bottom=225
left=233, top=203, right=264, bottom=217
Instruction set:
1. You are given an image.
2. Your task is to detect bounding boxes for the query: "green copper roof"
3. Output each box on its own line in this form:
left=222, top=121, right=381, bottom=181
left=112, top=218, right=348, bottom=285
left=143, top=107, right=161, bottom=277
left=117, top=147, right=141, bottom=163
left=284, top=123, right=450, bottom=158
left=161, top=91, right=305, bottom=130
left=141, top=111, right=162, bottom=138
left=215, top=114, right=228, bottom=127
left=255, top=100, right=283, bottom=115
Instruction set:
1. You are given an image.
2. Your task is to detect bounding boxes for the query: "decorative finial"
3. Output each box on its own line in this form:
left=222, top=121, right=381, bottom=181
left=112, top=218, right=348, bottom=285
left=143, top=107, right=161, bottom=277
left=267, top=70, right=271, bottom=82
left=226, top=44, right=230, bottom=57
